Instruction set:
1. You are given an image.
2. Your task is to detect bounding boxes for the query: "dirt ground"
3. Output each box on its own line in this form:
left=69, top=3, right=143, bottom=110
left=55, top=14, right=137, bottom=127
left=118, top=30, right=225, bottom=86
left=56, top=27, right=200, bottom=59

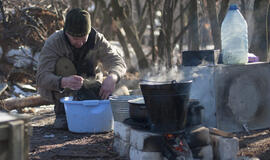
left=237, top=129, right=270, bottom=160
left=27, top=105, right=270, bottom=160
left=28, top=105, right=127, bottom=160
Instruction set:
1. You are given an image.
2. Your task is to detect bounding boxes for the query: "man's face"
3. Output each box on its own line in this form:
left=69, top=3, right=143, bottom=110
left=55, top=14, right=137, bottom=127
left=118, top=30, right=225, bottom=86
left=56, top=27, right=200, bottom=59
left=66, top=32, right=88, bottom=48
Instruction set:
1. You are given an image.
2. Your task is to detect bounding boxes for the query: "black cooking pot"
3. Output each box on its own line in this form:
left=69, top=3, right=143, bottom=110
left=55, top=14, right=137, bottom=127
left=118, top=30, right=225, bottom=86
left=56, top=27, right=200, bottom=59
left=128, top=97, right=148, bottom=122
left=140, top=80, right=192, bottom=133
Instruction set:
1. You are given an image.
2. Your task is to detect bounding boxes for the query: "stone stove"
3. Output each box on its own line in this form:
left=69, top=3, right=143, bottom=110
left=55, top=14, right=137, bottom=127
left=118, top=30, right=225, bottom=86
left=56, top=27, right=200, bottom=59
left=113, top=84, right=240, bottom=159
left=113, top=121, right=239, bottom=160
left=113, top=51, right=270, bottom=159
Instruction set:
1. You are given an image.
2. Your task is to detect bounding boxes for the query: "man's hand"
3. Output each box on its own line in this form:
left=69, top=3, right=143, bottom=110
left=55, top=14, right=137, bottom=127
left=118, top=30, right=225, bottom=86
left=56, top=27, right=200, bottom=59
left=61, top=75, right=84, bottom=90
left=99, top=73, right=118, bottom=99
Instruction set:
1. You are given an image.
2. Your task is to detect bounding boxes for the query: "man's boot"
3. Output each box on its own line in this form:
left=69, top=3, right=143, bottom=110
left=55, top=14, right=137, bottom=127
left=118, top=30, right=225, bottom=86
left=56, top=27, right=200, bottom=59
left=53, top=114, right=68, bottom=129
left=53, top=99, right=68, bottom=129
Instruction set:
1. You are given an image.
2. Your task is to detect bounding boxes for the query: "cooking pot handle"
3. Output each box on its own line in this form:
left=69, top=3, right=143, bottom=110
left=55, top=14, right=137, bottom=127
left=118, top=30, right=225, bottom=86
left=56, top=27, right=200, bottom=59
left=171, top=80, right=177, bottom=84
left=171, top=80, right=177, bottom=91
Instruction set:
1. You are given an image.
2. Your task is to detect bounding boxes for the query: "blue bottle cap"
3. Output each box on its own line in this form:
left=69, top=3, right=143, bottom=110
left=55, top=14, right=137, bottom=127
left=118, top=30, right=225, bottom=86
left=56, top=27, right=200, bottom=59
left=229, top=4, right=238, bottom=10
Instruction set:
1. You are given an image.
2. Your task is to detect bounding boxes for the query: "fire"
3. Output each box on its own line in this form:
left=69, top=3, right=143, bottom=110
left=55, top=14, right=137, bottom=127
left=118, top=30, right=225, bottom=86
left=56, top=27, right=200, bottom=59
left=166, top=134, right=174, bottom=139
left=164, top=134, right=186, bottom=153
left=174, top=140, right=184, bottom=152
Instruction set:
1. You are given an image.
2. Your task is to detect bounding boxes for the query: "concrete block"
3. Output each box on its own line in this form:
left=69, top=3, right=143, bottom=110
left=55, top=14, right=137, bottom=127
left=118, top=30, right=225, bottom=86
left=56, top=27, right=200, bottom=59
left=130, top=128, right=159, bottom=150
left=215, top=63, right=270, bottom=132
left=211, top=135, right=239, bottom=160
left=113, top=137, right=130, bottom=157
left=129, top=146, right=164, bottom=160
left=187, top=125, right=211, bottom=148
left=114, top=121, right=131, bottom=142
left=191, top=145, right=213, bottom=160
left=182, top=63, right=270, bottom=132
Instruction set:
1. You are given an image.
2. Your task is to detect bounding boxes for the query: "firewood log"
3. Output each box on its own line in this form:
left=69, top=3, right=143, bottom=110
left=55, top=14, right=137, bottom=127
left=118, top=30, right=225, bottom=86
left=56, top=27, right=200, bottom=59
left=0, top=83, right=8, bottom=96
left=0, top=95, right=52, bottom=111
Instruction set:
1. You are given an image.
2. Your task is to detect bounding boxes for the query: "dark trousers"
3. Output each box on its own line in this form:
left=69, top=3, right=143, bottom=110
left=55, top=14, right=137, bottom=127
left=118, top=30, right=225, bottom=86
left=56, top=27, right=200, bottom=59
left=53, top=57, right=101, bottom=116
left=53, top=91, right=70, bottom=116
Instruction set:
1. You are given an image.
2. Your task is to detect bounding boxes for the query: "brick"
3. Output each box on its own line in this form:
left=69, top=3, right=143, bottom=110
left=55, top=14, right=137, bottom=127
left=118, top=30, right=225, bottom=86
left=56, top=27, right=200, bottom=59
left=129, top=146, right=164, bottom=160
left=113, top=137, right=130, bottom=157
left=192, top=145, right=213, bottom=160
left=211, top=135, right=239, bottom=160
left=114, top=121, right=131, bottom=142
left=130, top=128, right=159, bottom=150
left=187, top=126, right=211, bottom=148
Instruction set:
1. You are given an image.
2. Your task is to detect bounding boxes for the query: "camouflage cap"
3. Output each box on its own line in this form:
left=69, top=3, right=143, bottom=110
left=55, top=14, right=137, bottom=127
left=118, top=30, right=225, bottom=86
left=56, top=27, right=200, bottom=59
left=64, top=8, right=91, bottom=37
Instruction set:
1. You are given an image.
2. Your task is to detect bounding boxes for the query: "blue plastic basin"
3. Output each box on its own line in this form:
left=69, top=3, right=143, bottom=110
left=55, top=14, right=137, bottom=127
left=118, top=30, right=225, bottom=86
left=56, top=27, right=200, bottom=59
left=60, top=97, right=114, bottom=133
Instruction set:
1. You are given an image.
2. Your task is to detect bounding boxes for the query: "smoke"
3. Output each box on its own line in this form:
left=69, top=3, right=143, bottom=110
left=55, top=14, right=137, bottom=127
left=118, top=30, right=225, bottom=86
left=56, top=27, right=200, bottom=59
left=139, top=64, right=186, bottom=84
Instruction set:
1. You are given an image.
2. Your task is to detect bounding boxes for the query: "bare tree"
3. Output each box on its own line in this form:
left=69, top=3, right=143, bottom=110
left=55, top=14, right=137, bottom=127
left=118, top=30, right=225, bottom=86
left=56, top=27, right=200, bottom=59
left=111, top=0, right=149, bottom=70
left=205, top=0, right=221, bottom=49
left=147, top=0, right=157, bottom=64
left=188, top=0, right=199, bottom=50
left=157, top=0, right=176, bottom=68
left=69, top=0, right=89, bottom=10
left=249, top=0, right=270, bottom=62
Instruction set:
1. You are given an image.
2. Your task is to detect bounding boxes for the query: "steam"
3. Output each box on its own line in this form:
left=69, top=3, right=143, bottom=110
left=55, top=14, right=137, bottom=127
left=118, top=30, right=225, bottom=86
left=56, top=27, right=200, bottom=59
left=140, top=64, right=186, bottom=84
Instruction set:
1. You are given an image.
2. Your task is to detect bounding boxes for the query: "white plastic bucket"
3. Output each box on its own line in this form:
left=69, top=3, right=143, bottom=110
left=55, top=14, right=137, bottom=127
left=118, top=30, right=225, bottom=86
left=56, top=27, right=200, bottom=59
left=109, top=95, right=142, bottom=122
left=60, top=97, right=114, bottom=133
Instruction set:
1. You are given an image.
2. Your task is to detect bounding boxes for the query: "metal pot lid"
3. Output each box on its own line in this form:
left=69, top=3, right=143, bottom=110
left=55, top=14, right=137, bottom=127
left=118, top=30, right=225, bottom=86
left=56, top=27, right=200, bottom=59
left=128, top=97, right=145, bottom=104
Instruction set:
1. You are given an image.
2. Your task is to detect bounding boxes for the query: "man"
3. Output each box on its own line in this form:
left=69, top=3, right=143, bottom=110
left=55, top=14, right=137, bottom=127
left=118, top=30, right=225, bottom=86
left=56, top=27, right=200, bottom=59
left=36, top=8, right=127, bottom=129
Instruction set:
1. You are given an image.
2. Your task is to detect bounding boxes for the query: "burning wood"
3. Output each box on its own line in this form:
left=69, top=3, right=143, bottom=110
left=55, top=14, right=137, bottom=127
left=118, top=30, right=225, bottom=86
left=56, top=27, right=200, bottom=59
left=163, top=133, right=193, bottom=159
left=209, top=127, right=235, bottom=138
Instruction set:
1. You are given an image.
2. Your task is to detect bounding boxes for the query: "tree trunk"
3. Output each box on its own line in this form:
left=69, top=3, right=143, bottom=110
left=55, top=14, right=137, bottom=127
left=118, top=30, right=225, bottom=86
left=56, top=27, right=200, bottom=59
left=218, top=0, right=230, bottom=26
left=70, top=0, right=80, bottom=8
left=111, top=0, right=149, bottom=71
left=81, top=0, right=90, bottom=11
left=98, top=0, right=115, bottom=40
left=268, top=3, right=270, bottom=61
left=206, top=0, right=221, bottom=49
left=158, top=0, right=175, bottom=68
left=136, top=1, right=148, bottom=40
left=115, top=27, right=133, bottom=71
left=188, top=0, right=199, bottom=50
left=148, top=0, right=157, bottom=64
left=69, top=0, right=89, bottom=10
left=179, top=1, right=184, bottom=53
left=249, top=0, right=270, bottom=62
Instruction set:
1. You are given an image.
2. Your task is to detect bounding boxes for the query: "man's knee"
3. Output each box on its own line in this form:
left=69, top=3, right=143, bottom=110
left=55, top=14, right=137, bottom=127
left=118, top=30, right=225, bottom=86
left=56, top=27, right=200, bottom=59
left=55, top=57, right=77, bottom=77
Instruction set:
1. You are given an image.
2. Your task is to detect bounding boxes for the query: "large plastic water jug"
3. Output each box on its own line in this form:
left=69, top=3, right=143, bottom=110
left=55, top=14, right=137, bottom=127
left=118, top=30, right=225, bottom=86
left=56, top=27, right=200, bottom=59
left=221, top=4, right=248, bottom=64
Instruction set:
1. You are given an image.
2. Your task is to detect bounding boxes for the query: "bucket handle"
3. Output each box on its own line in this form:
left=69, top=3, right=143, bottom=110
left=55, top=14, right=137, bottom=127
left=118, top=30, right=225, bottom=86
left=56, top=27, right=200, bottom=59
left=171, top=80, right=177, bottom=91
left=171, top=80, right=177, bottom=84
left=82, top=100, right=99, bottom=106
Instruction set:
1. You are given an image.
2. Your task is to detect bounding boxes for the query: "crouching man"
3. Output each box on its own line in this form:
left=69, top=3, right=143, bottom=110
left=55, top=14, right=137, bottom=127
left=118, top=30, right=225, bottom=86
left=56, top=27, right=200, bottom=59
left=36, top=8, right=127, bottom=129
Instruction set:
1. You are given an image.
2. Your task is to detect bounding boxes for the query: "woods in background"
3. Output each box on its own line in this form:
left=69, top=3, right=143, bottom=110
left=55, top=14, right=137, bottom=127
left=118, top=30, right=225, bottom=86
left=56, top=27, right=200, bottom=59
left=0, top=0, right=269, bottom=72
